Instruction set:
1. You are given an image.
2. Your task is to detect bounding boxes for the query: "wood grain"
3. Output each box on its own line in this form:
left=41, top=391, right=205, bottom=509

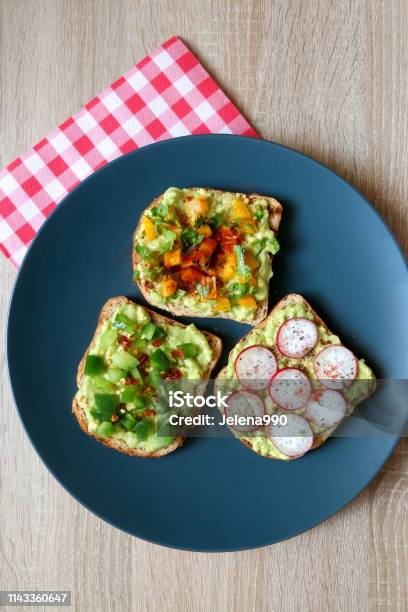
left=1, top=1, right=407, bottom=611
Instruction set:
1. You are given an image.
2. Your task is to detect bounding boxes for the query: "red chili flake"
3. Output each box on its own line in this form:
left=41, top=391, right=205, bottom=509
left=139, top=353, right=149, bottom=366
left=111, top=414, right=119, bottom=423
left=125, top=376, right=138, bottom=386
left=152, top=339, right=162, bottom=347
left=143, top=408, right=155, bottom=417
left=118, top=334, right=132, bottom=351
left=171, top=349, right=184, bottom=360
left=184, top=195, right=193, bottom=202
left=143, top=385, right=154, bottom=394
left=145, top=281, right=154, bottom=290
left=166, top=367, right=182, bottom=381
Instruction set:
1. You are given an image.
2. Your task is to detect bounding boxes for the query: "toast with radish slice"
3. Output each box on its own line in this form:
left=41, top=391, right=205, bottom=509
left=132, top=187, right=282, bottom=324
left=216, top=294, right=376, bottom=461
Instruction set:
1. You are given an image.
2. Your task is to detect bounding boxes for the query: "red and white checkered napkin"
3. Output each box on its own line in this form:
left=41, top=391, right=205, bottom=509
left=0, top=36, right=256, bottom=267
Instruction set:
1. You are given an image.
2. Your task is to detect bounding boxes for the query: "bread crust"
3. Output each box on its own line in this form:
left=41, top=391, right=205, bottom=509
left=73, top=296, right=222, bottom=457
left=216, top=293, right=376, bottom=460
left=132, top=188, right=283, bottom=325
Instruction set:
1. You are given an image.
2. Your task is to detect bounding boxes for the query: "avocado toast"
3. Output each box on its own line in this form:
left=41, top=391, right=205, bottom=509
left=216, top=294, right=376, bottom=461
left=132, top=187, right=282, bottom=324
left=73, top=296, right=222, bottom=457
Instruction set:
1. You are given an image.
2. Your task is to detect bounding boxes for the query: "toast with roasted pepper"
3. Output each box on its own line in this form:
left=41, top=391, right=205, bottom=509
left=132, top=187, right=282, bottom=323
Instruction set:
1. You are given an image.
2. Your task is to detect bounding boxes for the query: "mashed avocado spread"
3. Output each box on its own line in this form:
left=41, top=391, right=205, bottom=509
left=217, top=301, right=375, bottom=460
left=133, top=187, right=280, bottom=321
left=76, top=302, right=213, bottom=452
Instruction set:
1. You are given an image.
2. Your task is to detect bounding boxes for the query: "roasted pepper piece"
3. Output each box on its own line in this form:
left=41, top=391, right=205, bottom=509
left=231, top=198, right=252, bottom=220
left=214, top=297, right=231, bottom=312
left=244, top=250, right=260, bottom=271
left=238, top=295, right=257, bottom=309
left=142, top=216, right=157, bottom=240
left=161, top=277, right=178, bottom=296
left=164, top=248, right=181, bottom=268
left=197, top=224, right=212, bottom=237
left=198, top=237, right=217, bottom=257
left=179, top=267, right=204, bottom=283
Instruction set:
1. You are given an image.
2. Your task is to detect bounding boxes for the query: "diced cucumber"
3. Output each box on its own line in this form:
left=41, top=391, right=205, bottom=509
left=105, top=368, right=126, bottom=383
left=141, top=322, right=166, bottom=341
left=131, top=337, right=147, bottom=351
left=98, top=328, right=118, bottom=350
left=96, top=421, right=113, bottom=438
left=129, top=366, right=143, bottom=383
left=91, top=376, right=116, bottom=393
left=120, top=413, right=136, bottom=431
left=111, top=349, right=139, bottom=370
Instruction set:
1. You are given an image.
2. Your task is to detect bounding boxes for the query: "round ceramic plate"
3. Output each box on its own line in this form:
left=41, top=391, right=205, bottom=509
left=7, top=135, right=408, bottom=551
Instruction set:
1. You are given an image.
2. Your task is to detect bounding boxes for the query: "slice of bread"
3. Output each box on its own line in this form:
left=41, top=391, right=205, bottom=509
left=216, top=293, right=376, bottom=460
left=132, top=188, right=282, bottom=325
left=73, top=296, right=222, bottom=457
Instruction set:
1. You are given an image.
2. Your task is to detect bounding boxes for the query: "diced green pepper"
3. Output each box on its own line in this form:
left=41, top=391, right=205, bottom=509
left=94, top=394, right=118, bottom=420
left=84, top=355, right=104, bottom=376
left=96, top=421, right=113, bottom=438
left=147, top=368, right=162, bottom=387
left=120, top=386, right=137, bottom=403
left=177, top=343, right=198, bottom=358
left=140, top=322, right=157, bottom=340
left=133, top=418, right=154, bottom=441
left=150, top=348, right=170, bottom=371
left=120, top=413, right=136, bottom=431
left=112, top=313, right=136, bottom=332
left=133, top=394, right=146, bottom=410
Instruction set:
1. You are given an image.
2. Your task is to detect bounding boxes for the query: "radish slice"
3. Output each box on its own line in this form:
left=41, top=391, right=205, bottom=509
left=313, top=345, right=357, bottom=390
left=305, top=389, right=347, bottom=429
left=235, top=345, right=277, bottom=390
left=225, top=390, right=265, bottom=432
left=277, top=317, right=318, bottom=358
left=269, top=414, right=314, bottom=457
left=268, top=368, right=311, bottom=411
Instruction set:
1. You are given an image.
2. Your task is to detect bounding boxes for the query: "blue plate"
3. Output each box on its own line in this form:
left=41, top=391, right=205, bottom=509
left=7, top=135, right=408, bottom=551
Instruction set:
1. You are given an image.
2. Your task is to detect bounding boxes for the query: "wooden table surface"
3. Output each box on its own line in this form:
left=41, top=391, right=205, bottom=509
left=1, top=1, right=407, bottom=610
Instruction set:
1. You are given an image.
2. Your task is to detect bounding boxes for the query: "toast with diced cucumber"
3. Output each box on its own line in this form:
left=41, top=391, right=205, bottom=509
left=216, top=294, right=376, bottom=461
left=73, top=296, right=222, bottom=457
left=132, top=187, right=282, bottom=324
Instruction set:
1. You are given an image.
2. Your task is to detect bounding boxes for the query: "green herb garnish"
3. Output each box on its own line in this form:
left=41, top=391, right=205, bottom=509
left=229, top=282, right=249, bottom=297
left=135, top=245, right=154, bottom=261
left=181, top=228, right=204, bottom=251
left=157, top=229, right=177, bottom=254
left=93, top=394, right=118, bottom=421
left=196, top=283, right=210, bottom=297
left=233, top=245, right=250, bottom=279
